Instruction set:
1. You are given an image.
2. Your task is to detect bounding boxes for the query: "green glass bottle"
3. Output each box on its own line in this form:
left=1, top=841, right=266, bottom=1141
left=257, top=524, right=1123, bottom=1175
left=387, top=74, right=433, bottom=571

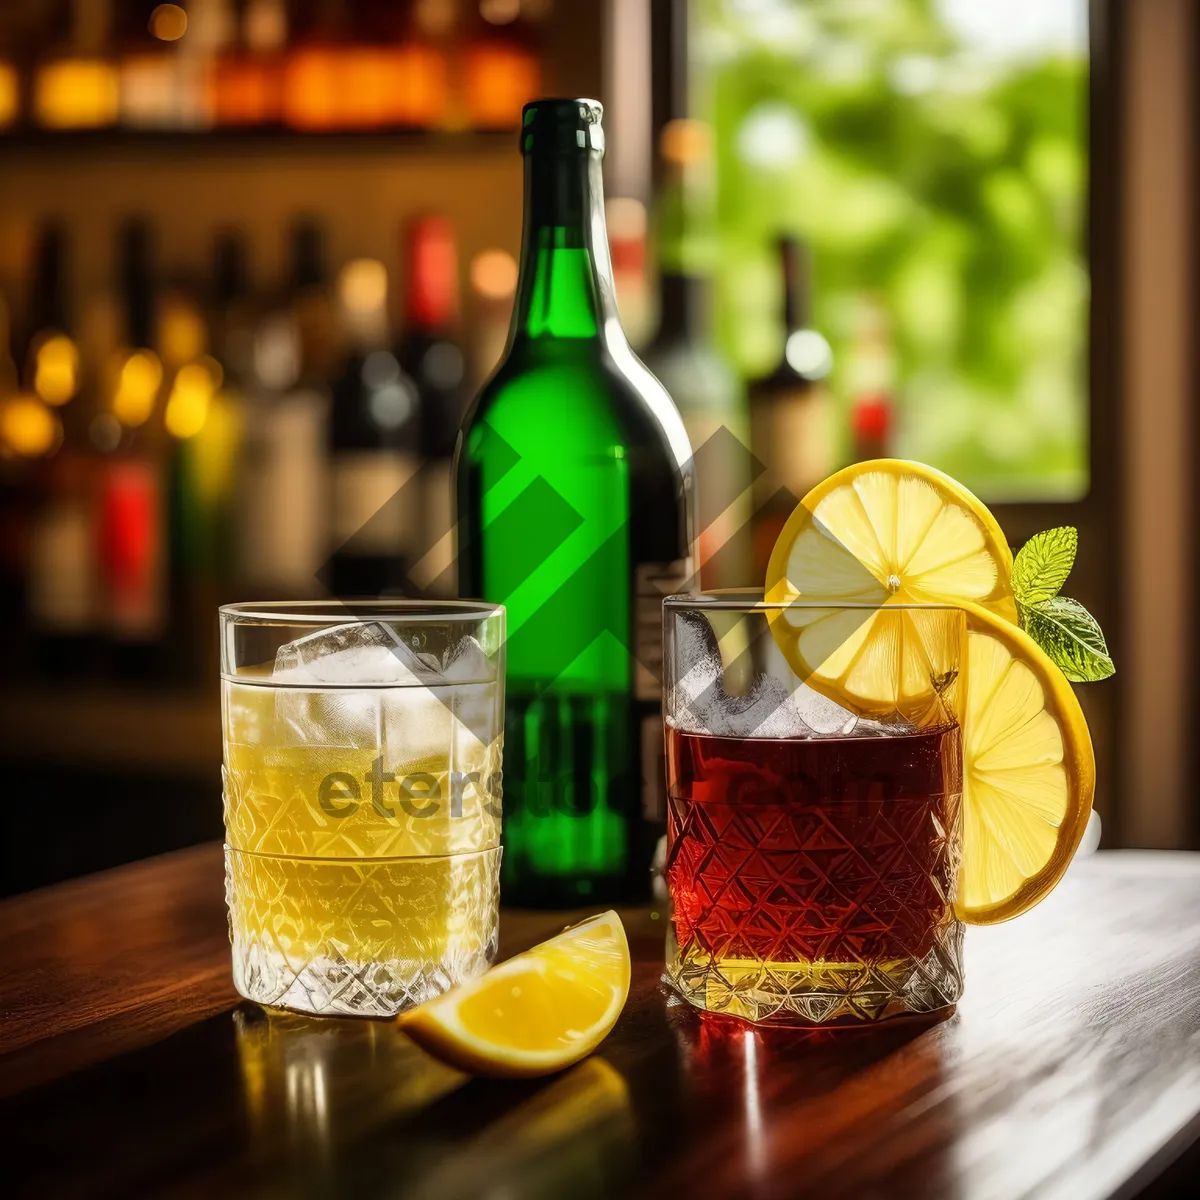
left=456, top=99, right=695, bottom=906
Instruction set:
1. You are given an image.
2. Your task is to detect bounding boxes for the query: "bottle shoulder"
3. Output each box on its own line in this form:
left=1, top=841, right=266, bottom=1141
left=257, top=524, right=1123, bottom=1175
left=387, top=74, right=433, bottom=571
left=465, top=337, right=694, bottom=472
left=748, top=357, right=821, bottom=396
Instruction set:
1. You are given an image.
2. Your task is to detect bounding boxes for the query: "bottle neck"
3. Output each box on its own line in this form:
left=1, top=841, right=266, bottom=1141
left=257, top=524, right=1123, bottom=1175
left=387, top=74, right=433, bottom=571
left=657, top=272, right=711, bottom=343
left=510, top=152, right=619, bottom=342
left=780, top=239, right=810, bottom=332
left=343, top=307, right=388, bottom=354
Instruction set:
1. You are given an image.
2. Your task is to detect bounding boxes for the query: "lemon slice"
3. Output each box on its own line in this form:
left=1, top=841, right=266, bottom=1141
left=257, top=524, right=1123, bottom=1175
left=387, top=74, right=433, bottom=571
left=401, top=911, right=630, bottom=1078
left=956, top=602, right=1094, bottom=923
left=764, top=461, right=1095, bottom=922
left=765, top=459, right=1016, bottom=716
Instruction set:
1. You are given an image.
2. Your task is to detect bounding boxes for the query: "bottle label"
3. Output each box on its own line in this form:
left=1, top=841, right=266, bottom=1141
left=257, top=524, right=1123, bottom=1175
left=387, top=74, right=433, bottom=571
left=332, top=450, right=418, bottom=555
left=238, top=391, right=328, bottom=590
left=416, top=458, right=456, bottom=597
left=28, top=502, right=93, bottom=633
left=752, top=386, right=833, bottom=503
left=634, top=557, right=694, bottom=702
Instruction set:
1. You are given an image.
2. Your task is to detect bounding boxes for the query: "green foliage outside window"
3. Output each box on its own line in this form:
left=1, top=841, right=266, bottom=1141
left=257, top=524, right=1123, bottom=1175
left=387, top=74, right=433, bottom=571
left=694, top=0, right=1088, bottom=500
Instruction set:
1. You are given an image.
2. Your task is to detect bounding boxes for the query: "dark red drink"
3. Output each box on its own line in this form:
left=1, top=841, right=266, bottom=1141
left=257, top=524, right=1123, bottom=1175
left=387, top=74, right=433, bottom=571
left=665, top=725, right=962, bottom=969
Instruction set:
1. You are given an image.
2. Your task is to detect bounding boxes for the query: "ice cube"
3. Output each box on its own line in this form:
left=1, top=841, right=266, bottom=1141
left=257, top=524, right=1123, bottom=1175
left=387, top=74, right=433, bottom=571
left=785, top=683, right=856, bottom=735
left=708, top=675, right=786, bottom=738
left=272, top=622, right=427, bottom=750
left=440, top=635, right=496, bottom=684
left=668, top=609, right=853, bottom=739
left=381, top=680, right=501, bottom=835
left=271, top=622, right=503, bottom=760
left=275, top=684, right=384, bottom=750
left=381, top=684, right=456, bottom=772
left=671, top=611, right=724, bottom=733
left=700, top=675, right=811, bottom=739
left=274, top=620, right=439, bottom=684
left=750, top=686, right=818, bottom=740
left=849, top=715, right=913, bottom=737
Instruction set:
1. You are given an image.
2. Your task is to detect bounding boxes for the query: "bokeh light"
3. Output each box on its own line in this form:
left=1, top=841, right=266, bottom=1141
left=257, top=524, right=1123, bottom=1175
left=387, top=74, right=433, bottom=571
left=0, top=62, right=18, bottom=129
left=480, top=0, right=521, bottom=26
left=33, top=59, right=120, bottom=129
left=165, top=360, right=221, bottom=439
left=470, top=250, right=518, bottom=301
left=32, top=335, right=81, bottom=406
left=149, top=4, right=189, bottom=42
left=0, top=395, right=63, bottom=458
left=112, top=350, right=164, bottom=428
left=339, top=259, right=389, bottom=314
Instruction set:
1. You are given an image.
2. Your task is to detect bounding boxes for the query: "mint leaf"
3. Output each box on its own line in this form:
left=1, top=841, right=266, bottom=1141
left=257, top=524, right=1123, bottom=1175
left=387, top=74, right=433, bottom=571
left=1012, top=527, right=1078, bottom=605
left=1021, top=596, right=1115, bottom=682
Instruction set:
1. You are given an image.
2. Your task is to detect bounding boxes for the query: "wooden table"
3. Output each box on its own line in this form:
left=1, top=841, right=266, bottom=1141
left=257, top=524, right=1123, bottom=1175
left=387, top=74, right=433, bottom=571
left=3, top=846, right=1198, bottom=1199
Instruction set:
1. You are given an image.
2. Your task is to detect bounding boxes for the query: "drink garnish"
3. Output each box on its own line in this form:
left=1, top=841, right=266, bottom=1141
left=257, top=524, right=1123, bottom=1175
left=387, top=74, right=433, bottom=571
left=765, top=459, right=1103, bottom=923
left=1012, top=526, right=1114, bottom=682
left=400, top=911, right=630, bottom=1077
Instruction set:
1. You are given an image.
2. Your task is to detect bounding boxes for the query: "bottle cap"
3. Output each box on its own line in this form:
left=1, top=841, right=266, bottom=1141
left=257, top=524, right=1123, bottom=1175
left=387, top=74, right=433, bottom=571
left=520, top=98, right=604, bottom=157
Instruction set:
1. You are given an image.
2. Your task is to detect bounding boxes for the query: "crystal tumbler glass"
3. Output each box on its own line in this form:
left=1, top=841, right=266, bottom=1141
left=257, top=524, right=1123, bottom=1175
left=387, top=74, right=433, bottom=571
left=220, top=600, right=504, bottom=1016
left=662, top=591, right=966, bottom=1026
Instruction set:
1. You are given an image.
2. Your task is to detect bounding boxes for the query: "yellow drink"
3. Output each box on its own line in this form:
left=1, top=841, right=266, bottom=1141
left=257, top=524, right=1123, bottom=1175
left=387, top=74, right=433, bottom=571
left=222, top=644, right=503, bottom=1016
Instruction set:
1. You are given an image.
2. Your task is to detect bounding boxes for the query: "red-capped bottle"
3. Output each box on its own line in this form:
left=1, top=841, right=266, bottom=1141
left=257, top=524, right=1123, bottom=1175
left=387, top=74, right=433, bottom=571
left=99, top=218, right=167, bottom=680
left=395, top=214, right=465, bottom=596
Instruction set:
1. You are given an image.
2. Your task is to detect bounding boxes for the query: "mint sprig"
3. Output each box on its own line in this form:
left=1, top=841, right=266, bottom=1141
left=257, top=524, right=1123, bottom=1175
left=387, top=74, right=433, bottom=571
left=1013, top=527, right=1114, bottom=683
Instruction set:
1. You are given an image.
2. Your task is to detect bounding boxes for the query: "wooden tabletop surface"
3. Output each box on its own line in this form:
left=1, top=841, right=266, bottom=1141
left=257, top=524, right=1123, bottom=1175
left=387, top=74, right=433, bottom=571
left=3, top=845, right=1199, bottom=1199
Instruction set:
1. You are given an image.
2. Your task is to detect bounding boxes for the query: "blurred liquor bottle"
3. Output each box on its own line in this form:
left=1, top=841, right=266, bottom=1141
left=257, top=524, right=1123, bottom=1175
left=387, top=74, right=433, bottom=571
left=117, top=0, right=189, bottom=129
left=748, top=236, right=834, bottom=581
left=281, top=0, right=348, bottom=131
left=289, top=217, right=339, bottom=385
left=0, top=293, right=30, bottom=646
left=237, top=219, right=329, bottom=596
left=0, top=18, right=18, bottom=130
left=465, top=247, right=517, bottom=386
left=99, top=217, right=167, bottom=679
left=355, top=0, right=448, bottom=130
left=642, top=119, right=750, bottom=589
left=22, top=222, right=100, bottom=677
left=328, top=256, right=420, bottom=597
left=848, top=296, right=895, bottom=462
left=34, top=0, right=119, bottom=130
left=395, top=214, right=465, bottom=597
left=0, top=294, right=16, bottom=395
left=161, top=261, right=244, bottom=681
left=461, top=0, right=543, bottom=131
left=606, top=198, right=652, bottom=351
left=412, top=0, right=460, bottom=131
left=211, top=0, right=288, bottom=127
left=210, top=228, right=258, bottom=392
left=176, top=0, right=234, bottom=130
left=282, top=0, right=445, bottom=131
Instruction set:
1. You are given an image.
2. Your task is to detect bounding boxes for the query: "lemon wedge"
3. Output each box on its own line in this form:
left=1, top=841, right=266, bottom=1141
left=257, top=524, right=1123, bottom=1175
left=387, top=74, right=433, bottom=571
left=765, top=459, right=1016, bottom=717
left=956, top=602, right=1094, bottom=922
left=401, top=911, right=630, bottom=1078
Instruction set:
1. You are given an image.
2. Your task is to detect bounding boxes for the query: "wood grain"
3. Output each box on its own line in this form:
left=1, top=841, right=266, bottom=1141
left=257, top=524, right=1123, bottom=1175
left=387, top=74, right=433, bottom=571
left=2, top=847, right=1198, bottom=1199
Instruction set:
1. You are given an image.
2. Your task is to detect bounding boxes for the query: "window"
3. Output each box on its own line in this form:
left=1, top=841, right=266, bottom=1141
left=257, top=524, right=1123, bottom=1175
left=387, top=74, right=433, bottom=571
left=695, top=0, right=1089, bottom=500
